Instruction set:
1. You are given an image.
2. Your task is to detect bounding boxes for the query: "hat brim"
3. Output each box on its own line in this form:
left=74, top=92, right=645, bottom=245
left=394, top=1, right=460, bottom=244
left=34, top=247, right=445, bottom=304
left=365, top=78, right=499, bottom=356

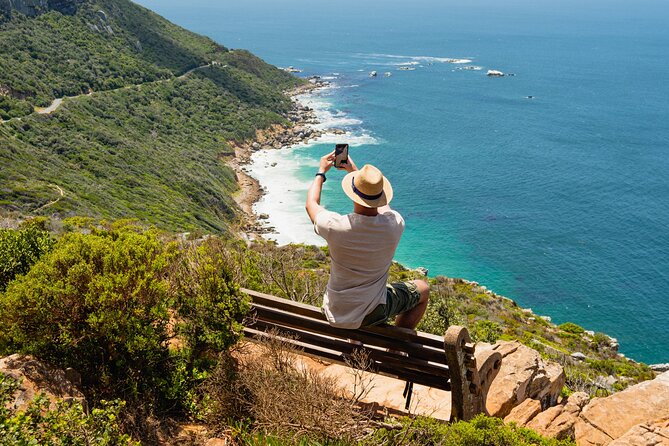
left=342, top=171, right=393, bottom=208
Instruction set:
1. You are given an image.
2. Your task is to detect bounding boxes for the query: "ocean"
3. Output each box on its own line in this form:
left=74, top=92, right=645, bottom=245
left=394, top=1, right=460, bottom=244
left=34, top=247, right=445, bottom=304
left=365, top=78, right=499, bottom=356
left=135, top=0, right=669, bottom=364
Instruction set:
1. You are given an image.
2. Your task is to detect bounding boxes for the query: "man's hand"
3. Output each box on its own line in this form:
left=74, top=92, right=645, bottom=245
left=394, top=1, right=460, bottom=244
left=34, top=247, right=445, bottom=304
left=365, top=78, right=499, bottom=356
left=319, top=151, right=336, bottom=173
left=338, top=154, right=358, bottom=173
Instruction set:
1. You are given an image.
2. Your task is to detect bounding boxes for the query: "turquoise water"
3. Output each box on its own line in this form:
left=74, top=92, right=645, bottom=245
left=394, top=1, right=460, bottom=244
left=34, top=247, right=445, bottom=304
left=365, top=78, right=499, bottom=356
left=136, top=0, right=669, bottom=363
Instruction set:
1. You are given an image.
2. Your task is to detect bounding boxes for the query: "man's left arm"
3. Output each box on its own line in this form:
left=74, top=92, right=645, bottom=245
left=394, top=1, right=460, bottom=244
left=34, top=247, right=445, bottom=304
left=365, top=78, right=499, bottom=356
left=306, top=151, right=336, bottom=223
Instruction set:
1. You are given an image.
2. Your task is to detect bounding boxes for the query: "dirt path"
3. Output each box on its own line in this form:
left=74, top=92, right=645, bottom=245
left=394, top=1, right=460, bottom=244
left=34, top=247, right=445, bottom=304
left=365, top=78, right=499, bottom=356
left=34, top=184, right=64, bottom=212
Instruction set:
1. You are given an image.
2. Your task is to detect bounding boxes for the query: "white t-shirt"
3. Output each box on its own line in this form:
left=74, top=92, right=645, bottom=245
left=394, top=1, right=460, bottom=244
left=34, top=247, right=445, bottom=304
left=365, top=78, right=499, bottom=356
left=314, top=209, right=405, bottom=328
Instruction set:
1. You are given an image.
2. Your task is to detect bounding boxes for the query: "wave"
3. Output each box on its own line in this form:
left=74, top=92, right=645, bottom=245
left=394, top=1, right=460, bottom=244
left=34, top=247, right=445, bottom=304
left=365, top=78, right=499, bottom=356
left=361, top=52, right=473, bottom=65
left=247, top=81, right=379, bottom=245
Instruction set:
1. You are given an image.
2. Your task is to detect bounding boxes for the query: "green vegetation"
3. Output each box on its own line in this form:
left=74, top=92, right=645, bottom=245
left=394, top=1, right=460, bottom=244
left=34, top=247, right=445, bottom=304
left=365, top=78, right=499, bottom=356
left=0, top=219, right=54, bottom=291
left=0, top=372, right=136, bottom=445
left=368, top=414, right=574, bottom=446
left=0, top=222, right=653, bottom=443
left=0, top=222, right=247, bottom=412
left=0, top=0, right=233, bottom=114
left=1, top=0, right=303, bottom=233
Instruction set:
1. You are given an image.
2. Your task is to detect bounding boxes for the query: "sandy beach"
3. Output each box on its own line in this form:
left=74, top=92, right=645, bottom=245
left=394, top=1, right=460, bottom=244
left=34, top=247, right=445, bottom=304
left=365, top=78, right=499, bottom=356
left=227, top=79, right=330, bottom=237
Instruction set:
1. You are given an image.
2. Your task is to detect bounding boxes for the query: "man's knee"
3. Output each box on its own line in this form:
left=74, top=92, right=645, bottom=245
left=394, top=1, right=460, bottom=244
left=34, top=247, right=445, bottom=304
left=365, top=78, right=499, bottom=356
left=412, top=279, right=430, bottom=302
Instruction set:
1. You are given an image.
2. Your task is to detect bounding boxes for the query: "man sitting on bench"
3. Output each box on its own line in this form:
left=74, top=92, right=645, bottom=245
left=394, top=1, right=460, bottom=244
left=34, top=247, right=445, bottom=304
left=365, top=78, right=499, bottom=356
left=305, top=149, right=430, bottom=332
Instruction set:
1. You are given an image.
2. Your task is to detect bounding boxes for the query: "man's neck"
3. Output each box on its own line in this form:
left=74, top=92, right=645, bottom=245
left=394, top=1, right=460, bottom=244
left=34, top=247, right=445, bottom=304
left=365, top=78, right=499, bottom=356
left=353, top=203, right=378, bottom=216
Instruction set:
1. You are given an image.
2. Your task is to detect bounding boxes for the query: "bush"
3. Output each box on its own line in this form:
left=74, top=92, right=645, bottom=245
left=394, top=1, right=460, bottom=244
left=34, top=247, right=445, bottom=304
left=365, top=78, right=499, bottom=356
left=0, top=219, right=54, bottom=291
left=203, top=336, right=372, bottom=443
left=0, top=372, right=137, bottom=445
left=0, top=225, right=175, bottom=404
left=367, top=413, right=575, bottom=446
left=0, top=224, right=251, bottom=416
left=470, top=320, right=502, bottom=343
left=559, top=322, right=585, bottom=335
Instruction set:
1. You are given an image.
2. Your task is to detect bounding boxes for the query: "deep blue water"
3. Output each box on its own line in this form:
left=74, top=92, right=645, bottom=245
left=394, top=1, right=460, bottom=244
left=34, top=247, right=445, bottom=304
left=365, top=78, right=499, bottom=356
left=135, top=0, right=669, bottom=363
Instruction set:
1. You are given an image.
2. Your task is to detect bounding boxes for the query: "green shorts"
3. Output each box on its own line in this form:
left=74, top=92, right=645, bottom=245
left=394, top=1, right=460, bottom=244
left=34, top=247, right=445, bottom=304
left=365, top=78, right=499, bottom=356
left=360, top=281, right=422, bottom=327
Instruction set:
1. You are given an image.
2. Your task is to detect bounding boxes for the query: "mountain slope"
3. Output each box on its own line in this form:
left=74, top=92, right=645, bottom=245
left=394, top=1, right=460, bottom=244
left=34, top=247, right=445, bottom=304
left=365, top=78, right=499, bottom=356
left=0, top=0, right=303, bottom=232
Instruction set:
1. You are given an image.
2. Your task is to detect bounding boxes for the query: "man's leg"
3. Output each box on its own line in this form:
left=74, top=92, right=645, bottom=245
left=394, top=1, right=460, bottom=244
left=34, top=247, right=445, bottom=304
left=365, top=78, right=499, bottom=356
left=395, top=280, right=430, bottom=330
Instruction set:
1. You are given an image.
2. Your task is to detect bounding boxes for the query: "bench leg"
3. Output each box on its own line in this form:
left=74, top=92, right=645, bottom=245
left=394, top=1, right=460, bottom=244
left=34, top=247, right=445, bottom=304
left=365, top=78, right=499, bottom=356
left=444, top=326, right=502, bottom=421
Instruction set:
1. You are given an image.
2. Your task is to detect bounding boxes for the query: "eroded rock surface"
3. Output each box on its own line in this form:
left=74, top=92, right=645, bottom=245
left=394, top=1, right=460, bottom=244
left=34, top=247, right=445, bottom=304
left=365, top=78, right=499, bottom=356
left=0, top=354, right=85, bottom=411
left=575, top=371, right=669, bottom=445
left=506, top=371, right=669, bottom=445
left=484, top=341, right=565, bottom=418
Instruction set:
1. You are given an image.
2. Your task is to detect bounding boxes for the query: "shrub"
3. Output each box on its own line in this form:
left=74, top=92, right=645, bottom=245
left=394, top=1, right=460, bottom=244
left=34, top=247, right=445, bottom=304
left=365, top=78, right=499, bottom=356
left=0, top=372, right=137, bottom=445
left=470, top=320, right=503, bottom=343
left=0, top=224, right=176, bottom=404
left=559, top=322, right=585, bottom=335
left=367, top=413, right=575, bottom=446
left=0, top=219, right=54, bottom=291
left=203, top=336, right=372, bottom=443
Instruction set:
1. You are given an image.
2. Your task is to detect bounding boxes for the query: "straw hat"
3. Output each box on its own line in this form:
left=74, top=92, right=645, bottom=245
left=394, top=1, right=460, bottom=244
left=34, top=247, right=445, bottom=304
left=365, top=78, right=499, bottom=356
left=341, top=164, right=393, bottom=208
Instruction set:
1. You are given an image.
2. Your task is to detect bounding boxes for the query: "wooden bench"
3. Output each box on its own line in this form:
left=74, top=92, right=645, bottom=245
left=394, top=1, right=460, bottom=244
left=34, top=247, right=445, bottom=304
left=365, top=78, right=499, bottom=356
left=241, top=288, right=502, bottom=421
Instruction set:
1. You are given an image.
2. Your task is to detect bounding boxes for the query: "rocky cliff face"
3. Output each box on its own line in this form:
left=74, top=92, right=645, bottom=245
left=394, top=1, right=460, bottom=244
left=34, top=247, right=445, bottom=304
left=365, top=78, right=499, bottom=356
left=506, top=371, right=669, bottom=445
left=0, top=0, right=83, bottom=21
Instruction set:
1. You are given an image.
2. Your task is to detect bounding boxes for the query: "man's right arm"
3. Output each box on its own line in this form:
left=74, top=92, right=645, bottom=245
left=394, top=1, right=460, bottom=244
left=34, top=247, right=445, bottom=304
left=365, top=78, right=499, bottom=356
left=306, top=151, right=335, bottom=224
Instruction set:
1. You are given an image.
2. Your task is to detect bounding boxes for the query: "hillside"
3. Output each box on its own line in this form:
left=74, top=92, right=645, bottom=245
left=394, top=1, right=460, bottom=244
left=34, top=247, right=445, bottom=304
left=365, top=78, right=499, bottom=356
left=0, top=0, right=303, bottom=232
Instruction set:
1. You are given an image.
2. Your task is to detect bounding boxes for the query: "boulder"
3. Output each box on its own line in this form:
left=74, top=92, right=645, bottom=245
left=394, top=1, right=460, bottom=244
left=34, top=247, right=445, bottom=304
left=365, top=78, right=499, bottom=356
left=0, top=354, right=86, bottom=411
left=525, top=392, right=590, bottom=440
left=504, top=398, right=542, bottom=425
left=571, top=352, right=587, bottom=361
left=575, top=371, right=669, bottom=445
left=608, top=417, right=669, bottom=446
left=485, top=341, right=565, bottom=418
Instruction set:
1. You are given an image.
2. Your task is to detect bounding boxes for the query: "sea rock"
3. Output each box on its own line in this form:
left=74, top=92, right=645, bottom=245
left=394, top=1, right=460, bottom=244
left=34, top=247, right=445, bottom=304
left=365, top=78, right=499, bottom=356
left=608, top=417, right=669, bottom=446
left=414, top=266, right=429, bottom=276
left=575, top=371, right=669, bottom=445
left=487, top=69, right=505, bottom=77
left=651, top=363, right=669, bottom=373
left=0, top=354, right=86, bottom=411
left=485, top=341, right=565, bottom=418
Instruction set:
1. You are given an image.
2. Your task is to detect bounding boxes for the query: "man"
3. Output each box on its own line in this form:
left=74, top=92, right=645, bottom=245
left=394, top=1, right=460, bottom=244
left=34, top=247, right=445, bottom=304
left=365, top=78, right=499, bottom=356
left=305, top=149, right=429, bottom=331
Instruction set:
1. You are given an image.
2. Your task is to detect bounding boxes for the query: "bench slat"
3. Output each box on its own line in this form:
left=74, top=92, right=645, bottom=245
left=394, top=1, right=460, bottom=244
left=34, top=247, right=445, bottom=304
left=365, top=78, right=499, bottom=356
left=250, top=303, right=447, bottom=365
left=248, top=319, right=450, bottom=379
left=244, top=327, right=451, bottom=392
left=241, top=288, right=445, bottom=350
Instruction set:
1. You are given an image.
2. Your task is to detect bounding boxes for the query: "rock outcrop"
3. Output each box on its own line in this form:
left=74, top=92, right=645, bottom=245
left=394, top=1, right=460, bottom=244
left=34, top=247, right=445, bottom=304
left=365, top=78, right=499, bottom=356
left=0, top=0, right=83, bottom=20
left=608, top=418, right=669, bottom=446
left=506, top=371, right=669, bottom=445
left=575, top=371, right=669, bottom=445
left=0, top=354, right=85, bottom=411
left=524, top=392, right=589, bottom=440
left=484, top=341, right=565, bottom=418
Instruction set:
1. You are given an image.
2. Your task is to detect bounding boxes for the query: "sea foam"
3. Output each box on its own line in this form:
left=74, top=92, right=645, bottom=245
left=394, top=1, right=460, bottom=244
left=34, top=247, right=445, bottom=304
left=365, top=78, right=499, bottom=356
left=248, top=84, right=377, bottom=245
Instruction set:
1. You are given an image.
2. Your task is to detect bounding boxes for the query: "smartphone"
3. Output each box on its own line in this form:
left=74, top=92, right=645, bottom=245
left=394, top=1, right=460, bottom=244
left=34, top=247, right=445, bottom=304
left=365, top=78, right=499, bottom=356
left=334, top=143, right=349, bottom=168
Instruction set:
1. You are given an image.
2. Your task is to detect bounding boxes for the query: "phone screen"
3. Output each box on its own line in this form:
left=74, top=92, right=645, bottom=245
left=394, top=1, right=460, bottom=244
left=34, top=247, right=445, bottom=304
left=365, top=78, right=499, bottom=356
left=334, top=144, right=349, bottom=168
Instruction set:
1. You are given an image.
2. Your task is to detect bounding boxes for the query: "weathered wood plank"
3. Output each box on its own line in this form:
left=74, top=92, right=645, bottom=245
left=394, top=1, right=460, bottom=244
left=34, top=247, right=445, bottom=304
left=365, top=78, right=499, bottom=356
left=248, top=319, right=450, bottom=378
left=241, top=288, right=445, bottom=349
left=243, top=327, right=451, bottom=391
left=250, top=304, right=447, bottom=364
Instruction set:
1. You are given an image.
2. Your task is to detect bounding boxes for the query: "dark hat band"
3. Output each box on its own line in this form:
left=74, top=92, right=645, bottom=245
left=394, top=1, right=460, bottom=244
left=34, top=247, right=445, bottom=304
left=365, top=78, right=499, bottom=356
left=352, top=177, right=383, bottom=201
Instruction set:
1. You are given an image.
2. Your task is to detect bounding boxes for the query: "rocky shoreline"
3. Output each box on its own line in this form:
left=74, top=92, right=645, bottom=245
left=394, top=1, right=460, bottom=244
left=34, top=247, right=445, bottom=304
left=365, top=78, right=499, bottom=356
left=227, top=78, right=339, bottom=237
